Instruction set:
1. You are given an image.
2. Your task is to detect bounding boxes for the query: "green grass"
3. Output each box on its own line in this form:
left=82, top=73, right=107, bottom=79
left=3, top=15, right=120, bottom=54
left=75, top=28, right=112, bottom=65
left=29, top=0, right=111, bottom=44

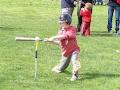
left=0, top=0, right=120, bottom=90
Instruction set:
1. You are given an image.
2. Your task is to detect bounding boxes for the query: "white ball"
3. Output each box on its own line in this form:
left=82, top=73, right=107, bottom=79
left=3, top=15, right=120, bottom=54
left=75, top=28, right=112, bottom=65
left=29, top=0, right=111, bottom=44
left=35, top=36, right=40, bottom=41
left=116, top=50, right=120, bottom=53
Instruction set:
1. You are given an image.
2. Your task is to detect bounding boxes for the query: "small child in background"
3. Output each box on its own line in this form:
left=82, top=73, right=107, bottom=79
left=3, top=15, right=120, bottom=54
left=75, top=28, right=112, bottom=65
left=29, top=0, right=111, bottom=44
left=46, top=14, right=81, bottom=81
left=80, top=3, right=93, bottom=36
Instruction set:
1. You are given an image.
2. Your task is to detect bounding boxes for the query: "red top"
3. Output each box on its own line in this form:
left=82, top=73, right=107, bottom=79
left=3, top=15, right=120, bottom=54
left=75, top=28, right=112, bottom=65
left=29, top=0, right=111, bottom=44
left=117, top=0, right=120, bottom=4
left=57, top=26, right=80, bottom=57
left=80, top=8, right=92, bottom=23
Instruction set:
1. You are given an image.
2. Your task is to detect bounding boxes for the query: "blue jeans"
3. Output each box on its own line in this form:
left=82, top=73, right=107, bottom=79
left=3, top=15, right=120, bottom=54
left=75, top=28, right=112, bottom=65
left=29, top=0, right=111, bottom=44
left=107, top=6, right=120, bottom=32
left=96, top=0, right=103, bottom=5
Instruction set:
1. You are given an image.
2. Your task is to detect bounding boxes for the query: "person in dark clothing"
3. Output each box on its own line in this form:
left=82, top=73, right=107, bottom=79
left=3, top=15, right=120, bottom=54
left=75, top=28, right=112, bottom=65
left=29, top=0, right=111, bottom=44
left=95, top=0, right=103, bottom=5
left=77, top=0, right=94, bottom=32
left=60, top=0, right=78, bottom=16
left=107, top=0, right=120, bottom=33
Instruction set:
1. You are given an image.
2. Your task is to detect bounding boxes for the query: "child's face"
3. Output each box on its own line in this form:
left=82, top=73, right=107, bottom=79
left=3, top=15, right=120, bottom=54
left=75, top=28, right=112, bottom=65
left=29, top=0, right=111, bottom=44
left=85, top=3, right=92, bottom=10
left=59, top=21, right=68, bottom=28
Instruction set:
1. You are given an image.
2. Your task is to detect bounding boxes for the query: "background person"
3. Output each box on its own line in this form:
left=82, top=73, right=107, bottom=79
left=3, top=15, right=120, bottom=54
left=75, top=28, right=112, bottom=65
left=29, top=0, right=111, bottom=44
left=107, top=0, right=120, bottom=33
left=95, top=0, right=103, bottom=5
left=60, top=0, right=78, bottom=16
left=80, top=3, right=93, bottom=36
left=77, top=0, right=94, bottom=32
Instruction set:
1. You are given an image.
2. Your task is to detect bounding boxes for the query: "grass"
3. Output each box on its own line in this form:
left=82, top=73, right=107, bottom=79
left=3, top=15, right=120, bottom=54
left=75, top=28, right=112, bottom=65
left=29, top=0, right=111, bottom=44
left=0, top=0, right=120, bottom=90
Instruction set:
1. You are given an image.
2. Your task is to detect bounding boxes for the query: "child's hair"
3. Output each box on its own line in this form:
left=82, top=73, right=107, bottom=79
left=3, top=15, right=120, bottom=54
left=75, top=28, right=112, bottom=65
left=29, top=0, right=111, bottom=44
left=59, top=14, right=72, bottom=25
left=85, top=3, right=93, bottom=10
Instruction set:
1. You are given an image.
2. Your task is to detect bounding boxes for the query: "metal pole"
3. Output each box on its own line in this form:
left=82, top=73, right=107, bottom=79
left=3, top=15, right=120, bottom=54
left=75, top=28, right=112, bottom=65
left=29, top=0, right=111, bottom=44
left=34, top=37, right=39, bottom=79
left=15, top=36, right=47, bottom=79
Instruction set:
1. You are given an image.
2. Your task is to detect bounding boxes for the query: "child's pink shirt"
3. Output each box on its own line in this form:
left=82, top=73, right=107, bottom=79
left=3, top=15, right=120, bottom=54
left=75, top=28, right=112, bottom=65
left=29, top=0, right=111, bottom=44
left=80, top=8, right=92, bottom=22
left=57, top=26, right=80, bottom=57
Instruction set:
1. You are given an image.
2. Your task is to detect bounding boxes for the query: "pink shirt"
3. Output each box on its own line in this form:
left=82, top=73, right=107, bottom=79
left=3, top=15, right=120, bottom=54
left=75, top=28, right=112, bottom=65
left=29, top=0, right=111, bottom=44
left=80, top=8, right=92, bottom=23
left=58, top=26, right=80, bottom=57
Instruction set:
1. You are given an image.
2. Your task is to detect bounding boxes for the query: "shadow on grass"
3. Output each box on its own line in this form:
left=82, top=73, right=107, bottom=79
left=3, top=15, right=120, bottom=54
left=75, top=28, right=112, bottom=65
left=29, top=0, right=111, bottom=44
left=63, top=70, right=71, bottom=75
left=80, top=73, right=120, bottom=81
left=77, top=31, right=114, bottom=37
left=91, top=31, right=114, bottom=37
left=0, top=26, right=22, bottom=30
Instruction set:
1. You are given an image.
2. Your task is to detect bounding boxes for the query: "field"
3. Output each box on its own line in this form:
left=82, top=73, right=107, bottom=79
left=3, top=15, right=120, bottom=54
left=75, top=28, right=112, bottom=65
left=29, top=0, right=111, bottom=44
left=0, top=0, right=120, bottom=90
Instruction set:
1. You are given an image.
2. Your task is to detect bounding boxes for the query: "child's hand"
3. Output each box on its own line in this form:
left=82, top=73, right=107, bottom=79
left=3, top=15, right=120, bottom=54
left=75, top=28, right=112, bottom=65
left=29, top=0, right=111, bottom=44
left=81, top=8, right=85, bottom=11
left=43, top=38, right=49, bottom=42
left=47, top=37, right=55, bottom=42
left=74, top=1, right=78, bottom=5
left=35, top=36, right=40, bottom=41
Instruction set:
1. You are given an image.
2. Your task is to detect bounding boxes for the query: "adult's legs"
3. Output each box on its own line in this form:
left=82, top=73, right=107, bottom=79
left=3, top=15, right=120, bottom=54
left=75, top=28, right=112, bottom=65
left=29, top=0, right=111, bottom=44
left=69, top=7, right=74, bottom=16
left=96, top=0, right=99, bottom=5
left=99, top=0, right=103, bottom=5
left=77, top=15, right=82, bottom=32
left=77, top=4, right=85, bottom=32
left=115, top=6, right=120, bottom=33
left=119, top=7, right=120, bottom=33
left=107, top=6, right=114, bottom=32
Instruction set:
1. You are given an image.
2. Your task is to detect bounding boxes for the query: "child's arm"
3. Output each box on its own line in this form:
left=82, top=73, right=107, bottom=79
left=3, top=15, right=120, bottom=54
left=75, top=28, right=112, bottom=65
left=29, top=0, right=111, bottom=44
left=80, top=8, right=84, bottom=16
left=45, top=38, right=60, bottom=45
left=47, top=40, right=60, bottom=45
left=45, top=35, right=65, bottom=45
left=46, top=28, right=76, bottom=44
left=48, top=35, right=65, bottom=41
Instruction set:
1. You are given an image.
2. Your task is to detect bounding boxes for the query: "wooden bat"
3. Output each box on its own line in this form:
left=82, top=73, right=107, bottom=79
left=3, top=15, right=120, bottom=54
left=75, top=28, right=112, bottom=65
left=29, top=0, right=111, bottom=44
left=15, top=36, right=47, bottom=41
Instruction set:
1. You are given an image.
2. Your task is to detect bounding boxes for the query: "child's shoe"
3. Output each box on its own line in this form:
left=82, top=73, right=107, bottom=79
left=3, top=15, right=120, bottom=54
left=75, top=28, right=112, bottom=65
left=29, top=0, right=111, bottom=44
left=52, top=67, right=61, bottom=73
left=70, top=74, right=78, bottom=81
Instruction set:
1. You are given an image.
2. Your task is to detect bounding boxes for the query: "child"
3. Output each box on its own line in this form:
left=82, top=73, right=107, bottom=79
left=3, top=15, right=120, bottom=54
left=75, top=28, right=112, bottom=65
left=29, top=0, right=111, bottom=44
left=80, top=3, right=93, bottom=36
left=46, top=14, right=81, bottom=81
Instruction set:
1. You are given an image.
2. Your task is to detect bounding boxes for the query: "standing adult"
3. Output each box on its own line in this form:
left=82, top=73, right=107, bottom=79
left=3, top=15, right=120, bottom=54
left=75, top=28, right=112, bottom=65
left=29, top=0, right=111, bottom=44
left=60, top=0, right=78, bottom=16
left=107, top=0, right=120, bottom=33
left=95, top=0, right=103, bottom=5
left=77, top=0, right=94, bottom=32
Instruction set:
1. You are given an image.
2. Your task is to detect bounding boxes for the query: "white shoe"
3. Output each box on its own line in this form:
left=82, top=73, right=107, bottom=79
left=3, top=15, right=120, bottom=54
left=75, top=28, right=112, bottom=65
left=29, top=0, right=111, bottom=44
left=70, top=74, right=78, bottom=81
left=52, top=67, right=61, bottom=73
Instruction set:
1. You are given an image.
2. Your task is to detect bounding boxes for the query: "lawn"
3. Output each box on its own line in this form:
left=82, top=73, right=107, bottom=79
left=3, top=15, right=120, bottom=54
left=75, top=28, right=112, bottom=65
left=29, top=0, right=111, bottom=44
left=0, top=0, right=120, bottom=90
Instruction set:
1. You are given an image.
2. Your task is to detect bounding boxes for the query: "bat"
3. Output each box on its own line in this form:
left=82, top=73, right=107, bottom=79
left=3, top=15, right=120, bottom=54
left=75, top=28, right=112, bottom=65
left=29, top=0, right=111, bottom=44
left=15, top=36, right=48, bottom=41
